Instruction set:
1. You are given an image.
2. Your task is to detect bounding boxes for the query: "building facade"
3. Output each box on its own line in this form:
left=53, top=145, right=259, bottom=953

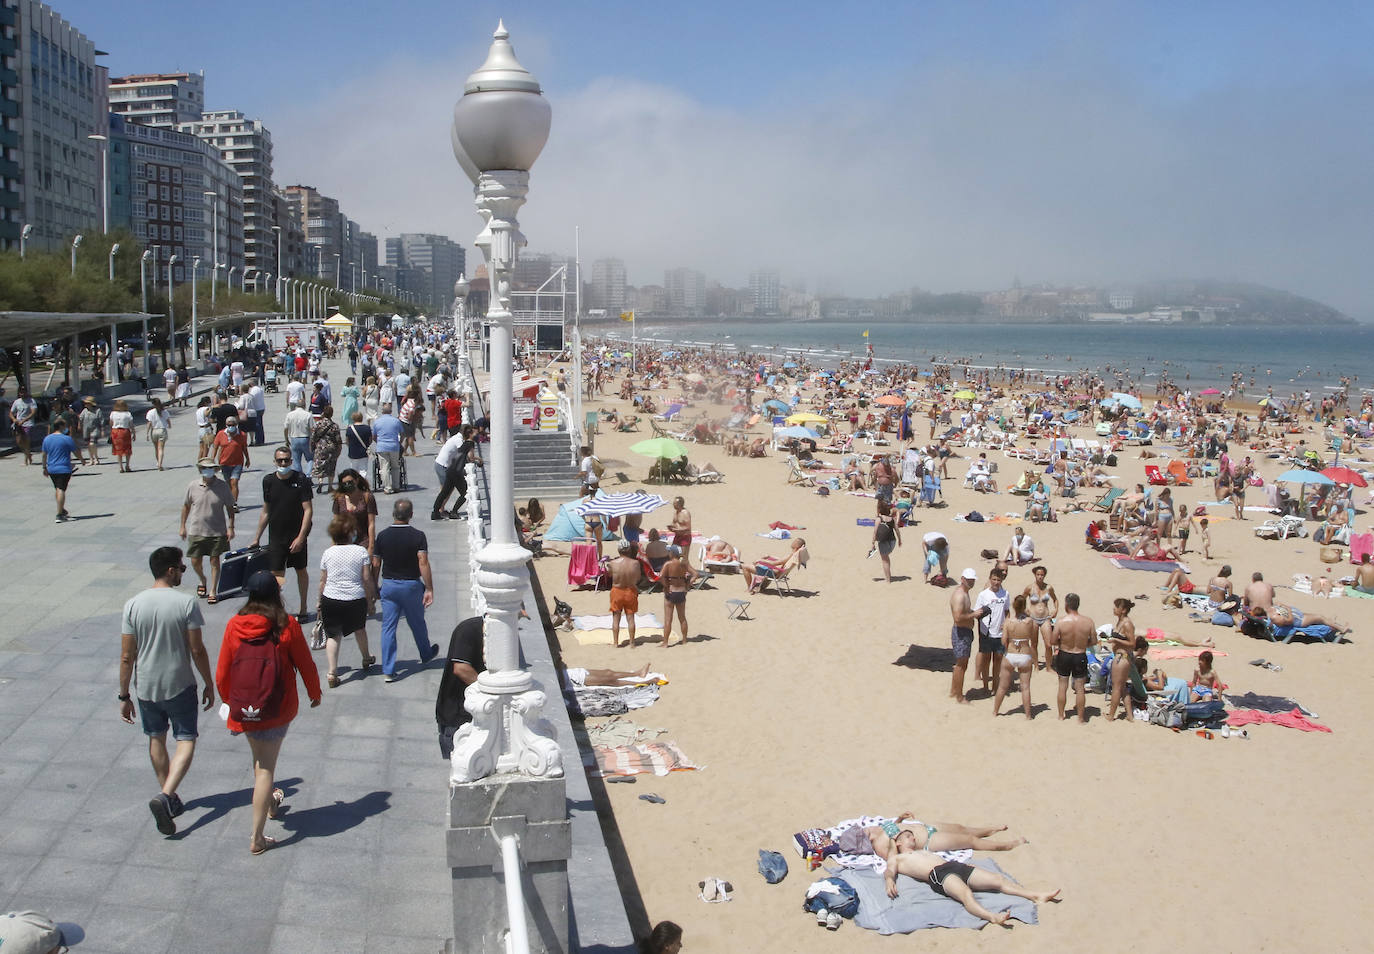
left=108, top=71, right=203, bottom=128
left=284, top=183, right=347, bottom=281
left=0, top=0, right=19, bottom=248
left=384, top=232, right=465, bottom=312
left=749, top=268, right=780, bottom=315
left=178, top=109, right=273, bottom=274
left=664, top=267, right=706, bottom=318
left=268, top=187, right=307, bottom=286
left=118, top=115, right=243, bottom=283
left=12, top=0, right=106, bottom=252
left=589, top=257, right=626, bottom=314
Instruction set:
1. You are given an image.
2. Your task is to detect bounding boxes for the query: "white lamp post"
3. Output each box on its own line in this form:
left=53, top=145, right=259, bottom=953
left=228, top=266, right=239, bottom=298
left=167, top=255, right=180, bottom=366
left=453, top=274, right=469, bottom=376
left=262, top=271, right=272, bottom=299
left=108, top=242, right=120, bottom=282
left=191, top=256, right=201, bottom=361
left=70, top=234, right=83, bottom=276
left=272, top=225, right=283, bottom=302
left=450, top=21, right=561, bottom=783
left=204, top=191, right=219, bottom=307
left=20, top=223, right=32, bottom=258
left=88, top=134, right=109, bottom=234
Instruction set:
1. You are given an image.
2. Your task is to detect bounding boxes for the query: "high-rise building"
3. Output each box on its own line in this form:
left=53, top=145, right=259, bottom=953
left=283, top=183, right=347, bottom=281
left=664, top=267, right=706, bottom=318
left=178, top=110, right=273, bottom=274
left=386, top=232, right=466, bottom=311
left=749, top=268, right=780, bottom=316
left=268, top=187, right=307, bottom=284
left=108, top=71, right=203, bottom=128
left=11, top=0, right=107, bottom=252
left=0, top=1, right=20, bottom=249
left=356, top=229, right=378, bottom=285
left=589, top=257, right=626, bottom=314
left=116, top=114, right=243, bottom=282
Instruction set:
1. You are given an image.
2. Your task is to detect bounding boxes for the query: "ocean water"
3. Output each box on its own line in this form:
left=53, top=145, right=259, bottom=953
left=600, top=320, right=1374, bottom=394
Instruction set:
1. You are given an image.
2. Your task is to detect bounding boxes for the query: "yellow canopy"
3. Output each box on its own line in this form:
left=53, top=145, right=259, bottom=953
left=785, top=412, right=828, bottom=425
left=322, top=315, right=353, bottom=328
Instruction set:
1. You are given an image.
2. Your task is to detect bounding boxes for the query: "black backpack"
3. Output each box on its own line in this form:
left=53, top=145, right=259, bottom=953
left=875, top=520, right=895, bottom=543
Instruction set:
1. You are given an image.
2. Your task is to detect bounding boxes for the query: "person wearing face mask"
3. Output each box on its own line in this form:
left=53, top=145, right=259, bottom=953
left=251, top=446, right=315, bottom=622
left=180, top=457, right=237, bottom=603
left=212, top=415, right=251, bottom=507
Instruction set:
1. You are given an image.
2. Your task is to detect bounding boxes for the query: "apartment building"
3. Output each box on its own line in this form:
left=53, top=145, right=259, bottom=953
left=179, top=109, right=273, bottom=273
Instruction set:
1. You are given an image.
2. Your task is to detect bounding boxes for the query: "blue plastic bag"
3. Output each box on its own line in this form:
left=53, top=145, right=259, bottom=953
left=758, top=849, right=788, bottom=884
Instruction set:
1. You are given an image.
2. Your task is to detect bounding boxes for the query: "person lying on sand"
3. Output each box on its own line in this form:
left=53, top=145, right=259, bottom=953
left=883, top=849, right=1060, bottom=924
left=842, top=813, right=1026, bottom=861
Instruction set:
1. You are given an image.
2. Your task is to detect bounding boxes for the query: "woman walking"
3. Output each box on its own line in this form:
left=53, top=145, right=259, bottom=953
left=215, top=572, right=321, bottom=856
left=361, top=376, right=380, bottom=422
left=871, top=498, right=901, bottom=583
left=195, top=396, right=214, bottom=459
left=338, top=376, right=360, bottom=429
left=78, top=396, right=104, bottom=465
left=992, top=595, right=1036, bottom=719
left=309, top=406, right=343, bottom=495
left=145, top=397, right=171, bottom=471
left=109, top=399, right=136, bottom=472
left=332, top=468, right=380, bottom=554
left=317, top=517, right=377, bottom=687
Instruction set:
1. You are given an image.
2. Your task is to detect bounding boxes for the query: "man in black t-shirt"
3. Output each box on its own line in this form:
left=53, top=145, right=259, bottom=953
left=372, top=498, right=437, bottom=682
left=209, top=391, right=236, bottom=434
left=250, top=445, right=314, bottom=620
left=436, top=615, right=485, bottom=759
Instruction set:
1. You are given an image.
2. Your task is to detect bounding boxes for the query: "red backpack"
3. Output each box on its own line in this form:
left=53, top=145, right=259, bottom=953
left=228, top=626, right=284, bottom=724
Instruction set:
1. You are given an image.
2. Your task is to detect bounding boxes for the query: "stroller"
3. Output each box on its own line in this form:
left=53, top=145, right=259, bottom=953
left=264, top=364, right=279, bottom=392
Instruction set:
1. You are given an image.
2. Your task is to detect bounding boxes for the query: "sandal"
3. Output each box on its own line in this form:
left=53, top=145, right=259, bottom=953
left=250, top=836, right=279, bottom=855
left=360, top=655, right=376, bottom=670
left=206, top=595, right=219, bottom=605
left=268, top=788, right=284, bottom=819
left=196, top=585, right=207, bottom=599
left=327, top=673, right=340, bottom=688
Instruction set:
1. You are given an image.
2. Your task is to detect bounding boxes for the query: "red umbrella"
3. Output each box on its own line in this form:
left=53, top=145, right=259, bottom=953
left=1322, top=466, right=1367, bottom=487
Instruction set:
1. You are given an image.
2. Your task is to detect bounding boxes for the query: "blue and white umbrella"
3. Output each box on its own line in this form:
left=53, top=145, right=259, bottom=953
left=1111, top=392, right=1142, bottom=410
left=775, top=425, right=821, bottom=439
left=573, top=492, right=670, bottom=518
left=1276, top=469, right=1335, bottom=486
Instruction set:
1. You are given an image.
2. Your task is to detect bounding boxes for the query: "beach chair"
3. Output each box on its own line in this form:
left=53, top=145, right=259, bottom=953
left=786, top=456, right=816, bottom=487
left=637, top=554, right=664, bottom=592
left=1145, top=465, right=1168, bottom=486
left=697, top=541, right=741, bottom=574
left=750, top=555, right=805, bottom=595
left=686, top=462, right=723, bottom=484
left=1166, top=459, right=1192, bottom=486
left=1090, top=486, right=1125, bottom=512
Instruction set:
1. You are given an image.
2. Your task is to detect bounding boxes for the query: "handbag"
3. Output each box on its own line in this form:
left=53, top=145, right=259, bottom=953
left=309, top=618, right=326, bottom=651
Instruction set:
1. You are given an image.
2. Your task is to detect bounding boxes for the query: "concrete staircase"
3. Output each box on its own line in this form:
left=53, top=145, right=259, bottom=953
left=513, top=429, right=582, bottom=501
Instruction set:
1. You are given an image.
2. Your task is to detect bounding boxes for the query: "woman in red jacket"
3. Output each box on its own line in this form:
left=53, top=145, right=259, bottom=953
left=216, top=571, right=322, bottom=855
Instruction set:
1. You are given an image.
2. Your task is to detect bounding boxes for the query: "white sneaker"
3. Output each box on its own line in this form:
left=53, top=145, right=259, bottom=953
left=815, top=907, right=829, bottom=926
left=826, top=911, right=843, bottom=931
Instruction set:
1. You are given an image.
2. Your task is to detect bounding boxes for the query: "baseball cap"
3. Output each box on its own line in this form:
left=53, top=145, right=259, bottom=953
left=0, top=910, right=65, bottom=954
left=960, top=567, right=978, bottom=581
left=246, top=571, right=280, bottom=601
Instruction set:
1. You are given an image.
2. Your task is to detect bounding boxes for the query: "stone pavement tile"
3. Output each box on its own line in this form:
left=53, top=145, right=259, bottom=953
left=0, top=685, right=59, bottom=720
left=122, top=820, right=226, bottom=870
left=0, top=787, right=84, bottom=827
left=0, top=652, right=63, bottom=674
left=80, top=903, right=178, bottom=954
left=0, top=758, right=45, bottom=789
left=320, top=754, right=392, bottom=789
left=0, top=713, right=83, bottom=749
left=324, top=733, right=391, bottom=763
left=268, top=923, right=368, bottom=954
left=330, top=714, right=398, bottom=738
left=364, top=933, right=449, bottom=954
left=32, top=762, right=146, bottom=798
left=167, top=911, right=276, bottom=954
left=17, top=854, right=119, bottom=913
left=385, top=758, right=446, bottom=796
left=0, top=853, right=43, bottom=898
left=364, top=884, right=452, bottom=939
left=275, top=877, right=366, bottom=927
left=101, top=863, right=200, bottom=910
left=51, top=728, right=136, bottom=769
left=375, top=814, right=448, bottom=859
left=49, top=814, right=147, bottom=864
left=286, top=840, right=379, bottom=887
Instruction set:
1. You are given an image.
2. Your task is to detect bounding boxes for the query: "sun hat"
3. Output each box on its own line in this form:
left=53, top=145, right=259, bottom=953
left=961, top=567, right=978, bottom=581
left=0, top=910, right=65, bottom=954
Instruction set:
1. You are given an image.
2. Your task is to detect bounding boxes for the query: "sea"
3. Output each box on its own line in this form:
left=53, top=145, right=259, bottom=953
left=596, top=319, right=1374, bottom=395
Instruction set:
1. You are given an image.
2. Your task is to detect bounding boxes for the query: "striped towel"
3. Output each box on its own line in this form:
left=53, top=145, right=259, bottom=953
left=594, top=741, right=703, bottom=777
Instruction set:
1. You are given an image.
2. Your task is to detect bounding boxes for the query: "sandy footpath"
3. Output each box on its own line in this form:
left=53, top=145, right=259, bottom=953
left=535, top=383, right=1372, bottom=951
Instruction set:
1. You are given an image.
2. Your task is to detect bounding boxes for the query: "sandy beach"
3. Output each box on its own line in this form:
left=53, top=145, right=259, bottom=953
left=540, top=366, right=1373, bottom=951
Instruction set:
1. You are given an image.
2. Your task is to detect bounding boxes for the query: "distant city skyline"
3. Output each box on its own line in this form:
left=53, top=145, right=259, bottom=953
left=43, top=1, right=1374, bottom=320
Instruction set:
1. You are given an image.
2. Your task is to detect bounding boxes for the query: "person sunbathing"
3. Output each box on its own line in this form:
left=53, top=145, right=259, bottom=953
left=703, top=538, right=738, bottom=564
left=1130, top=531, right=1178, bottom=562
left=841, top=813, right=1025, bottom=861
left=1244, top=603, right=1350, bottom=636
left=563, top=661, right=665, bottom=688
left=742, top=537, right=808, bottom=591
left=748, top=437, right=768, bottom=458
left=882, top=848, right=1060, bottom=923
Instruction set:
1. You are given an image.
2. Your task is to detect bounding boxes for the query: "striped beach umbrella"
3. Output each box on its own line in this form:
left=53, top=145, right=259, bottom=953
left=573, top=492, right=670, bottom=517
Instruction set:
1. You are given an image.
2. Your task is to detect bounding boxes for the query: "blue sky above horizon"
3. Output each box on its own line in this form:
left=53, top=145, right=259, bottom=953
left=60, top=0, right=1374, bottom=317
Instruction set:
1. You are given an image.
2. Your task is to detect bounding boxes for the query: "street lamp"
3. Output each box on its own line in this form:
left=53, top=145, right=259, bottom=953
left=228, top=266, right=239, bottom=298
left=262, top=271, right=272, bottom=303
left=140, top=249, right=152, bottom=312
left=449, top=21, right=559, bottom=784
left=70, top=234, right=83, bottom=276
left=271, top=224, right=283, bottom=302
left=108, top=243, right=120, bottom=282
left=87, top=134, right=109, bottom=234
left=333, top=251, right=341, bottom=289
left=191, top=256, right=201, bottom=361
left=204, top=191, right=219, bottom=307
left=20, top=223, right=32, bottom=259
left=453, top=274, right=469, bottom=375
left=167, top=254, right=181, bottom=367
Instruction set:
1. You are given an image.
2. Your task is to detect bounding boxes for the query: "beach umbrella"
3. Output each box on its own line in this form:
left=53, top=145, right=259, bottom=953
left=874, top=394, right=907, bottom=407
left=1320, top=466, right=1366, bottom=487
left=1277, top=469, right=1334, bottom=486
left=785, top=412, right=828, bottom=425
left=952, top=389, right=976, bottom=400
left=1258, top=397, right=1286, bottom=408
left=1199, top=388, right=1221, bottom=395
left=574, top=492, right=669, bottom=518
left=762, top=399, right=789, bottom=414
left=776, top=425, right=821, bottom=439
left=1111, top=392, right=1142, bottom=410
left=783, top=361, right=799, bottom=369
left=630, top=436, right=689, bottom=459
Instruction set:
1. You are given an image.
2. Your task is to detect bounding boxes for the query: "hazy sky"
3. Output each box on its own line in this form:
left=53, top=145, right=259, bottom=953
left=66, top=0, right=1373, bottom=318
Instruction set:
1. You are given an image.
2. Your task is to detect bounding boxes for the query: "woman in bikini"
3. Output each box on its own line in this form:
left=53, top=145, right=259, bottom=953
left=854, top=812, right=1025, bottom=860
left=993, top=595, right=1036, bottom=719
left=1022, top=565, right=1058, bottom=670
left=659, top=547, right=695, bottom=648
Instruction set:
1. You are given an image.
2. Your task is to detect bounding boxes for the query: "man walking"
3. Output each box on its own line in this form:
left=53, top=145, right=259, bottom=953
left=250, top=445, right=313, bottom=621
left=372, top=403, right=405, bottom=494
left=8, top=384, right=37, bottom=465
left=974, top=566, right=1010, bottom=692
left=948, top=568, right=987, bottom=704
left=212, top=415, right=250, bottom=505
left=1051, top=593, right=1096, bottom=723
left=283, top=401, right=314, bottom=476
left=432, top=424, right=478, bottom=520
left=372, top=498, right=437, bottom=681
left=180, top=458, right=236, bottom=602
left=246, top=377, right=267, bottom=445
left=41, top=418, right=78, bottom=522
left=119, top=546, right=215, bottom=837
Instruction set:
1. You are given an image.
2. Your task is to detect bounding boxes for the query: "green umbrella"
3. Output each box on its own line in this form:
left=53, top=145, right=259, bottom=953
left=630, top=436, right=689, bottom=458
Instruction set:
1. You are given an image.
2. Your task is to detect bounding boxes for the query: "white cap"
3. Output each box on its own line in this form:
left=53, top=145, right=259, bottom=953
left=961, top=567, right=978, bottom=581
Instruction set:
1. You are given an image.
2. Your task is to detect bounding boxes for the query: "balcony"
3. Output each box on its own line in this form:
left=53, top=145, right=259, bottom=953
left=0, top=189, right=21, bottom=209
left=0, top=157, right=16, bottom=179
left=0, top=6, right=14, bottom=27
left=0, top=97, right=15, bottom=117
left=0, top=67, right=14, bottom=87
left=0, top=127, right=16, bottom=148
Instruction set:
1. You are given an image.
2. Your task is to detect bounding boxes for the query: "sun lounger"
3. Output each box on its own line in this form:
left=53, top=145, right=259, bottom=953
left=786, top=456, right=816, bottom=487
left=697, top=540, right=741, bottom=574
left=1254, top=515, right=1307, bottom=540
left=686, top=463, right=723, bottom=484
left=1090, top=487, right=1124, bottom=512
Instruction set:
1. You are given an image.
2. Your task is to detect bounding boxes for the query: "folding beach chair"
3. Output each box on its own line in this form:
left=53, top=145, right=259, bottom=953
left=786, top=456, right=816, bottom=487
left=1091, top=486, right=1125, bottom=512
left=726, top=598, right=752, bottom=620
left=1166, top=459, right=1193, bottom=486
left=1145, top=465, right=1168, bottom=486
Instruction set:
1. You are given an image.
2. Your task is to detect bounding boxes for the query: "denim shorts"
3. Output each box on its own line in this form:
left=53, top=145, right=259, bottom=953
left=231, top=723, right=289, bottom=741
left=138, top=684, right=200, bottom=740
left=220, top=464, right=244, bottom=480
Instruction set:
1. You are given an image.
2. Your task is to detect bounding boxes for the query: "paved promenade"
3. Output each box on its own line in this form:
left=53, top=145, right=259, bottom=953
left=0, top=358, right=466, bottom=953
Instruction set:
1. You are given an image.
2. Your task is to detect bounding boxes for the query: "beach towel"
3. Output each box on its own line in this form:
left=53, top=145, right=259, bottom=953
left=1111, top=558, right=1184, bottom=573
left=758, top=528, right=792, bottom=538
left=768, top=521, right=804, bottom=530
left=573, top=613, right=662, bottom=630
left=856, top=518, right=876, bottom=526
left=593, top=740, right=703, bottom=776
left=1344, top=586, right=1374, bottom=599
left=1228, top=692, right=1318, bottom=716
left=567, top=545, right=602, bottom=586
left=1149, top=647, right=1227, bottom=660
left=585, top=717, right=667, bottom=748
left=1348, top=532, right=1373, bottom=565
left=1227, top=708, right=1331, bottom=733
left=845, top=862, right=1038, bottom=934
left=825, top=816, right=971, bottom=871
left=572, top=625, right=666, bottom=647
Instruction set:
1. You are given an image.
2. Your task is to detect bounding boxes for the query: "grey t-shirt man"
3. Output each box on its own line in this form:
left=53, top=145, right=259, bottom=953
left=183, top=477, right=235, bottom=537
left=121, top=588, right=204, bottom=702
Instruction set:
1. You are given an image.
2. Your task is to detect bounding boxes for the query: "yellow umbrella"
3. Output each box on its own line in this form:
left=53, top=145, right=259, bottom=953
left=785, top=412, right=827, bottom=425
left=953, top=389, right=976, bottom=400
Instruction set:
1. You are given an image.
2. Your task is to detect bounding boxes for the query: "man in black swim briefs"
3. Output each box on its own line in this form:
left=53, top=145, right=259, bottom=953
left=1050, top=593, right=1095, bottom=723
left=883, top=849, right=1061, bottom=925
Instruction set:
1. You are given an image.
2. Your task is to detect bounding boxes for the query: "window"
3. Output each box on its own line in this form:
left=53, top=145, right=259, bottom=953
left=171, top=168, right=181, bottom=184
left=173, top=226, right=182, bottom=241
left=135, top=161, right=146, bottom=177
left=172, top=187, right=181, bottom=202
left=161, top=225, right=170, bottom=240
left=160, top=185, right=169, bottom=201
left=172, top=207, right=181, bottom=222
left=159, top=167, right=169, bottom=182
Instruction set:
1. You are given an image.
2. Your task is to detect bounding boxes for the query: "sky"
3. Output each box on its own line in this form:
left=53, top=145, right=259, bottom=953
left=62, top=0, right=1374, bottom=318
